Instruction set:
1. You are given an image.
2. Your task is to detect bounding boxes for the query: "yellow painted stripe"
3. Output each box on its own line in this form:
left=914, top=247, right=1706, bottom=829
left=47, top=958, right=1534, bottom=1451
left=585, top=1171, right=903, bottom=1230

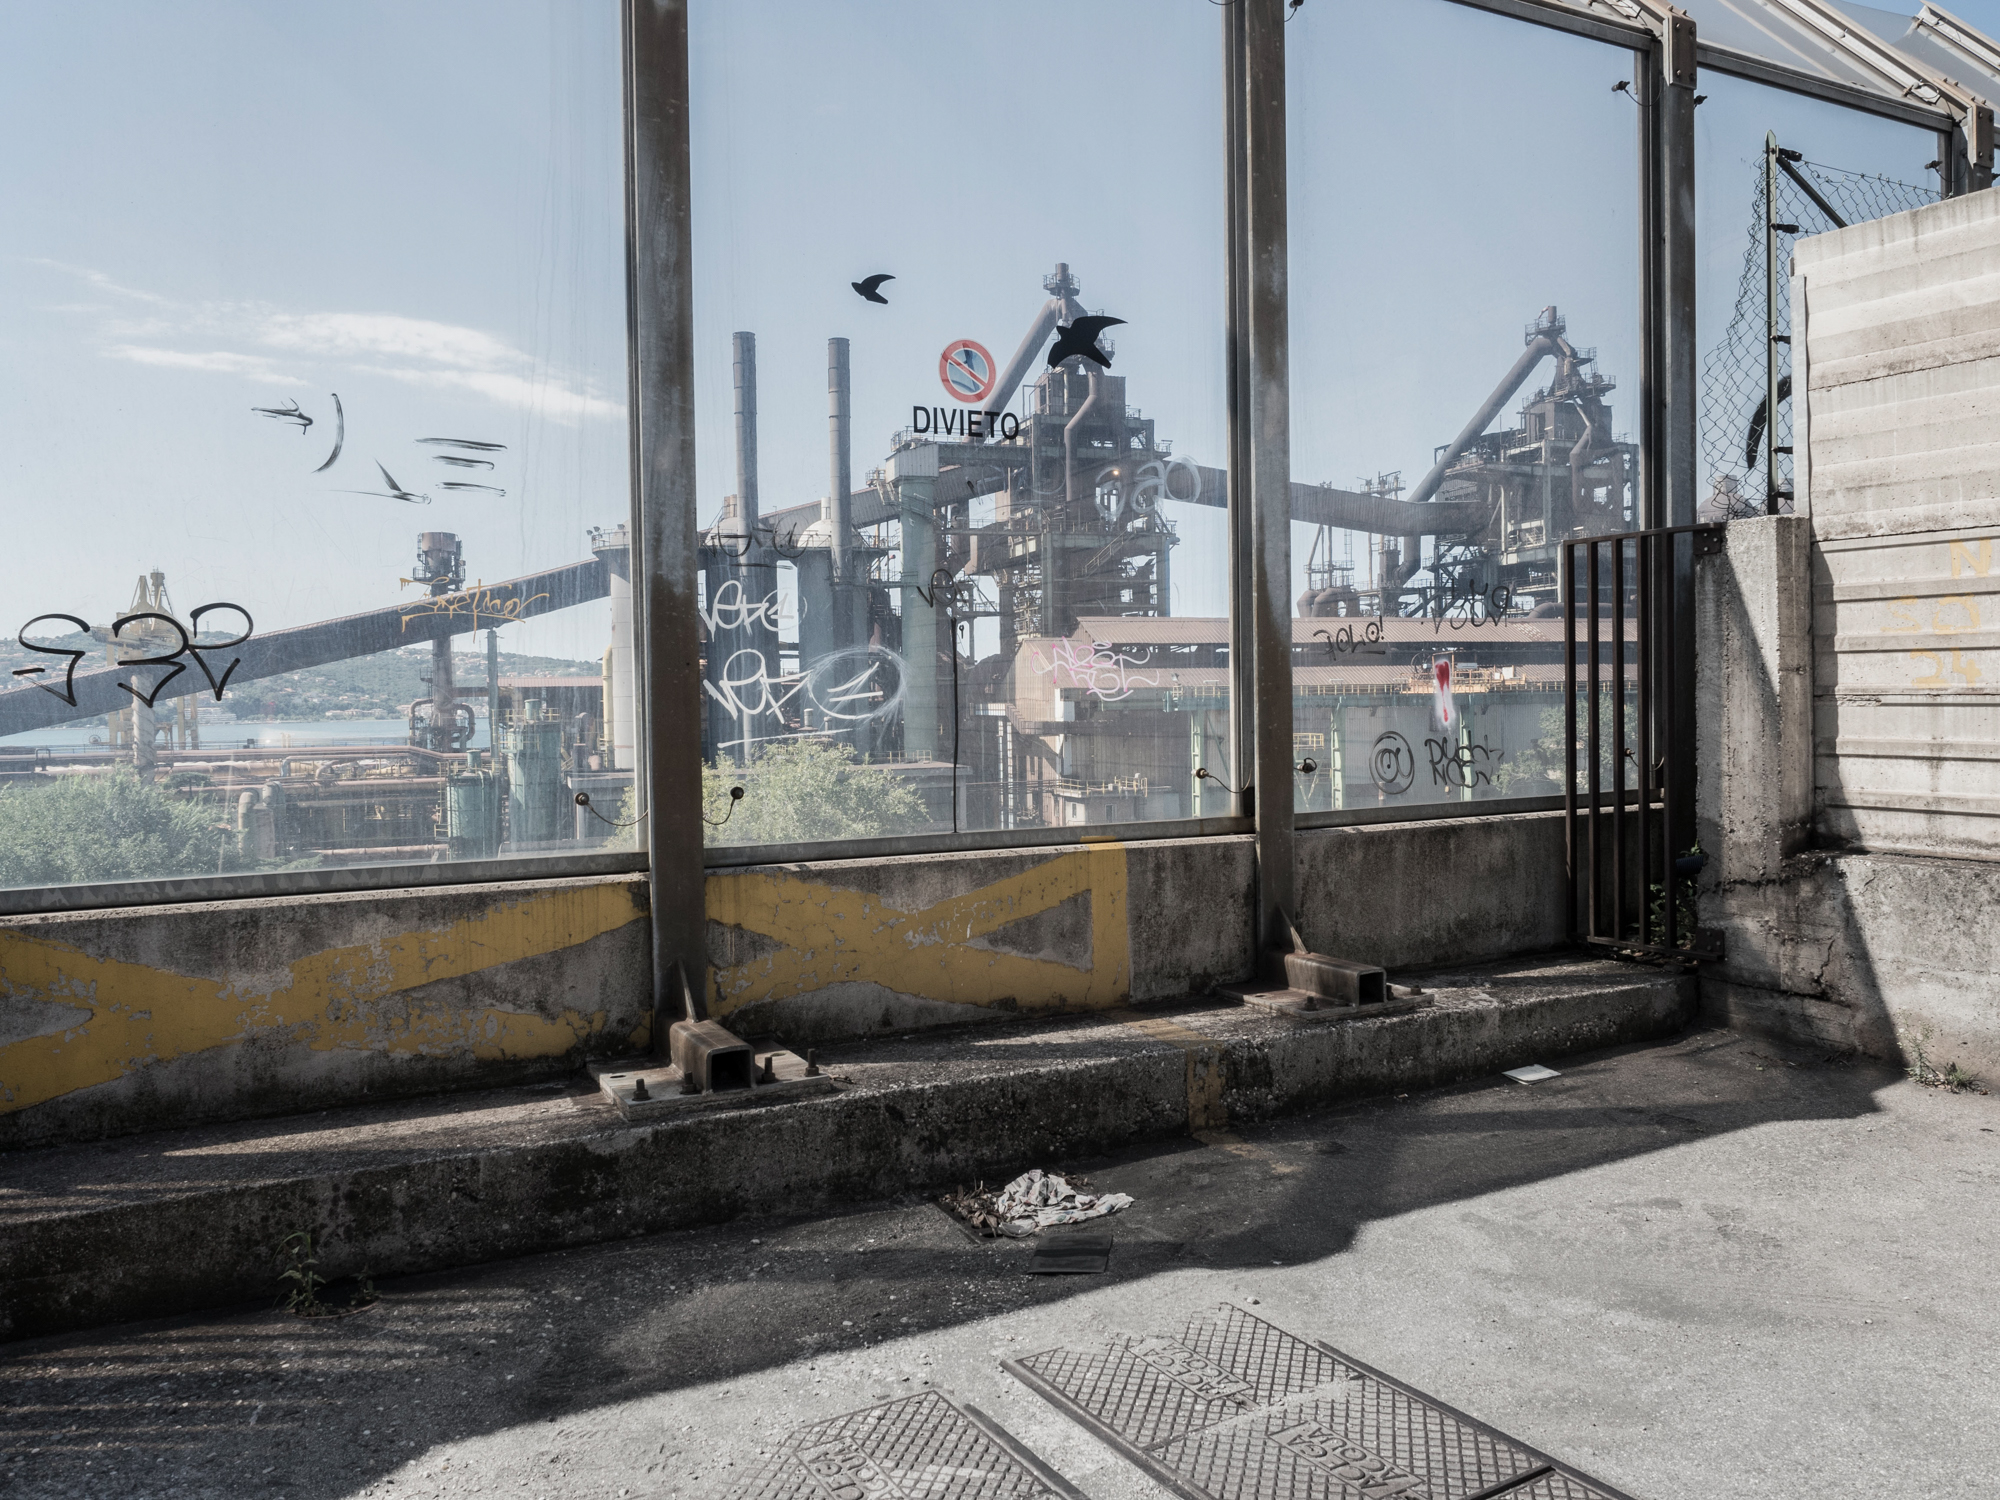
left=706, top=841, right=1131, bottom=1019
left=0, top=882, right=645, bottom=1115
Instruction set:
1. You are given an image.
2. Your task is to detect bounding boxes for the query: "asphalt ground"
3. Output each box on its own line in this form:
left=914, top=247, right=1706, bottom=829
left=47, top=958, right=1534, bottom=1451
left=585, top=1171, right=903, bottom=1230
left=3, top=1023, right=1995, bottom=1500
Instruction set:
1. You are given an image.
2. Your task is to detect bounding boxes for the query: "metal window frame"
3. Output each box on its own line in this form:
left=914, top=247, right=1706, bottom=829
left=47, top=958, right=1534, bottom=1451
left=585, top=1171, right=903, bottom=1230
left=18, top=0, right=1986, bottom=990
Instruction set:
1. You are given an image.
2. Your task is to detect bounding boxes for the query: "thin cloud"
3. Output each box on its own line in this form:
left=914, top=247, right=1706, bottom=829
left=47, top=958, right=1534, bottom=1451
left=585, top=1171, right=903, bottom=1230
left=367, top=363, right=624, bottom=422
left=259, top=311, right=522, bottom=371
left=107, top=345, right=305, bottom=383
left=25, top=257, right=172, bottom=306
left=39, top=263, right=623, bottom=424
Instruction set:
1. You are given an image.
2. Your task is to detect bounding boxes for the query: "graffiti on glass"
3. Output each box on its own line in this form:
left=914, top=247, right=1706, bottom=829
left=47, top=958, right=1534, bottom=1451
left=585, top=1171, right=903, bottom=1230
left=1030, top=637, right=1161, bottom=702
left=14, top=604, right=253, bottom=709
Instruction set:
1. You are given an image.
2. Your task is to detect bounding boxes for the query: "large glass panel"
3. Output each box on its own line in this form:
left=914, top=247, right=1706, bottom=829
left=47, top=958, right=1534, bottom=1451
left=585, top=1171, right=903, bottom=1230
left=689, top=1, right=1231, bottom=850
left=0, top=4, right=632, bottom=896
left=1286, top=1, right=1642, bottom=814
left=1694, top=73, right=1940, bottom=521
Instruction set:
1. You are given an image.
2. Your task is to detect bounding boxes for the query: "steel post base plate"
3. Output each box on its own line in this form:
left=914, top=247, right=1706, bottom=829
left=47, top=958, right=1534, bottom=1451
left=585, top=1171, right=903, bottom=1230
left=1218, top=983, right=1424, bottom=1023
left=596, top=1049, right=840, bottom=1122
left=737, top=1390, right=1083, bottom=1500
left=1006, top=1304, right=1635, bottom=1500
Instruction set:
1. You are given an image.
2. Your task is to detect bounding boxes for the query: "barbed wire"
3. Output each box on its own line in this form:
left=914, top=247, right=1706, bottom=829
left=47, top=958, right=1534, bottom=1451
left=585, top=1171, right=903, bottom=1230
left=1698, top=153, right=1936, bottom=520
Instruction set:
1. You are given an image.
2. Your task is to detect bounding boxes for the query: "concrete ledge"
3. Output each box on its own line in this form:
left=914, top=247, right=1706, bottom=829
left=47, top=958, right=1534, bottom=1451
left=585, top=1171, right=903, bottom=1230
left=0, top=953, right=1693, bottom=1343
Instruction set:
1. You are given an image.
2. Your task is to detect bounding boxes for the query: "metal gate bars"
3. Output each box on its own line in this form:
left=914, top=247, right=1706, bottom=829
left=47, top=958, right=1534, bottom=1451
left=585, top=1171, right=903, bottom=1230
left=1561, top=523, right=1720, bottom=958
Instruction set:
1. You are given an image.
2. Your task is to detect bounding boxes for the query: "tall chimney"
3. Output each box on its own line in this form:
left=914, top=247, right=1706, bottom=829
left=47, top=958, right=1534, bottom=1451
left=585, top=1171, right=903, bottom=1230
left=828, top=337, right=851, bottom=582
left=732, top=331, right=758, bottom=530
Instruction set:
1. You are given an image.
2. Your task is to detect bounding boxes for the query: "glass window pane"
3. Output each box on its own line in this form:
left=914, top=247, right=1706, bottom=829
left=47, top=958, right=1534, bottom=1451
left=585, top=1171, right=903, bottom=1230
left=1287, top=0, right=1642, bottom=813
left=691, top=1, right=1231, bottom=848
left=0, top=3, right=632, bottom=894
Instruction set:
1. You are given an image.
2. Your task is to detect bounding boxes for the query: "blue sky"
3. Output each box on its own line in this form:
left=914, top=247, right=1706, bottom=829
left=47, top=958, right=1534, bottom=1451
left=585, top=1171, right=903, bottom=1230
left=2, top=0, right=1988, bottom=675
left=0, top=1, right=627, bottom=663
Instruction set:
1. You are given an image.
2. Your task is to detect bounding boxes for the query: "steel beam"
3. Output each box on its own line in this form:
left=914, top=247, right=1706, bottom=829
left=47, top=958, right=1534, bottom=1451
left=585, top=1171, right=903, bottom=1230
left=626, top=0, right=706, bottom=1048
left=1239, top=0, right=1294, bottom=972
left=1224, top=0, right=1251, bottom=829
left=1635, top=4, right=1700, bottom=857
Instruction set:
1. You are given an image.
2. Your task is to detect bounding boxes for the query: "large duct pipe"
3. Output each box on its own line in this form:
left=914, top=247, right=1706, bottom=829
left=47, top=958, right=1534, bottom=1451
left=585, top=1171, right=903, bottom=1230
left=980, top=263, right=1088, bottom=439
left=1403, top=332, right=1558, bottom=508
left=732, top=331, right=758, bottom=530
left=828, top=337, right=851, bottom=581
left=1064, top=369, right=1107, bottom=517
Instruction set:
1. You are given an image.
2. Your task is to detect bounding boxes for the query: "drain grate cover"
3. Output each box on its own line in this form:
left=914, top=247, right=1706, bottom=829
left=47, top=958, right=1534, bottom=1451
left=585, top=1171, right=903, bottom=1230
left=737, top=1389, right=1082, bottom=1500
left=1003, top=1305, right=1635, bottom=1500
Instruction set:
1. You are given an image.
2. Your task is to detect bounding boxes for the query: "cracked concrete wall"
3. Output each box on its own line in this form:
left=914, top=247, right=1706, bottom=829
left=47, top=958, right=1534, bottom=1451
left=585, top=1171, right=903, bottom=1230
left=6, top=812, right=1574, bottom=1146
left=1697, top=519, right=2000, bottom=1079
left=0, top=875, right=653, bottom=1148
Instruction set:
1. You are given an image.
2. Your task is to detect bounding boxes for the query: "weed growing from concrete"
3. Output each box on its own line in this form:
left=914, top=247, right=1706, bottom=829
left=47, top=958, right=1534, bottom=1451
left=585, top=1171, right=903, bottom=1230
left=277, top=1232, right=378, bottom=1318
left=1901, top=1025, right=1989, bottom=1094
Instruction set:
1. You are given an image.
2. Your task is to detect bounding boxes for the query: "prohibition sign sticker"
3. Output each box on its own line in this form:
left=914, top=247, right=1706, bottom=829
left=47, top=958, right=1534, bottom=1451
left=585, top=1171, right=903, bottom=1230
left=938, top=339, right=997, bottom=403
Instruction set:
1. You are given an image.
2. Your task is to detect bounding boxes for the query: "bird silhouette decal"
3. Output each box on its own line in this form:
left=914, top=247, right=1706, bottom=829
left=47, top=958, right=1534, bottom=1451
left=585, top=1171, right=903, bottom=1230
left=851, top=273, right=895, bottom=304
left=339, top=461, right=431, bottom=505
left=1047, top=315, right=1125, bottom=369
left=253, top=399, right=312, bottom=433
left=313, top=393, right=345, bottom=472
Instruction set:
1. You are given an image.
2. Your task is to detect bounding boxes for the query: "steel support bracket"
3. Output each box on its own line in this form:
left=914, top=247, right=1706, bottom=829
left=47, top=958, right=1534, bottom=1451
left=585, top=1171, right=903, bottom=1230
left=1280, top=951, right=1388, bottom=1008
left=668, top=1017, right=755, bottom=1093
left=1629, top=1, right=1697, bottom=86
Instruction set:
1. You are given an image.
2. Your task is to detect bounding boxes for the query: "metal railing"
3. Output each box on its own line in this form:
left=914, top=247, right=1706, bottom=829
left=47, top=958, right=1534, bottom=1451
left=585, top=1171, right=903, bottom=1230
left=1562, top=524, right=1721, bottom=958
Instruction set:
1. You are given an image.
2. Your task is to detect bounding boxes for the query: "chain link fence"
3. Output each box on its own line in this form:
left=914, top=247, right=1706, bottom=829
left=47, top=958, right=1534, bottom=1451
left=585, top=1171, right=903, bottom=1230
left=1699, top=148, right=1937, bottom=520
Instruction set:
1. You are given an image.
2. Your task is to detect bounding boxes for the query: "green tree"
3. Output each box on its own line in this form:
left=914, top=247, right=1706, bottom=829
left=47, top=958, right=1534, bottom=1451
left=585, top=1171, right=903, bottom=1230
left=703, top=740, right=927, bottom=846
left=0, top=771, right=248, bottom=889
left=1496, top=697, right=1638, bottom=797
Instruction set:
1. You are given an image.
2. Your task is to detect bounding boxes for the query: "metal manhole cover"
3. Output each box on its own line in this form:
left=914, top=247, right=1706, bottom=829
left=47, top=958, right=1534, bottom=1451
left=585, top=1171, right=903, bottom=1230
left=1003, top=1305, right=1634, bottom=1500
left=735, top=1389, right=1082, bottom=1500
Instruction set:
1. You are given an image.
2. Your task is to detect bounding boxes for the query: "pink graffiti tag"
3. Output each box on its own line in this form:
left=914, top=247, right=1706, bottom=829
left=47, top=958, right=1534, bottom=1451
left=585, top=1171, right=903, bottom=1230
left=1031, top=637, right=1162, bottom=702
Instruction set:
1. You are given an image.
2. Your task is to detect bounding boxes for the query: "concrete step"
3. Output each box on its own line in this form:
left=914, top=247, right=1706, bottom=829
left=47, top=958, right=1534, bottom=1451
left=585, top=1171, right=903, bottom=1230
left=0, top=953, right=1692, bottom=1342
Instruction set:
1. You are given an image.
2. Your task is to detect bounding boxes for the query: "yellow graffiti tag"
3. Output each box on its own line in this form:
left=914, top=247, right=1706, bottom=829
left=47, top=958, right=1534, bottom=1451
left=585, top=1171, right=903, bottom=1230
left=705, top=841, right=1130, bottom=1018
left=1949, top=539, right=1992, bottom=578
left=0, top=881, right=646, bottom=1115
left=400, top=585, right=551, bottom=634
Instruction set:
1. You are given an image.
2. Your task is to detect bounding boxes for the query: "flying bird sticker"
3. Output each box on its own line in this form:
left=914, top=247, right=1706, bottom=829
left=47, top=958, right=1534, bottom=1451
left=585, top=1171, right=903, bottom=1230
left=313, top=393, right=345, bottom=473
left=339, top=461, right=431, bottom=505
left=852, top=273, right=895, bottom=304
left=253, top=399, right=312, bottom=433
left=1047, top=315, right=1124, bottom=369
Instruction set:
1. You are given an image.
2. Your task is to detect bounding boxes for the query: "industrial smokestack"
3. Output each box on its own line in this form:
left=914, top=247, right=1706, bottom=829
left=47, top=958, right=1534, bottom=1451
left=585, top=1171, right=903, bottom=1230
left=732, top=331, right=758, bottom=529
left=828, top=337, right=851, bottom=581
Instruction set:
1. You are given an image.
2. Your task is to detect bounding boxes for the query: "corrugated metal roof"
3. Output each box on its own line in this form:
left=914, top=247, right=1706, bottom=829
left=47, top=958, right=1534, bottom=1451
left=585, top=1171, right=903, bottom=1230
left=1065, top=615, right=1633, bottom=645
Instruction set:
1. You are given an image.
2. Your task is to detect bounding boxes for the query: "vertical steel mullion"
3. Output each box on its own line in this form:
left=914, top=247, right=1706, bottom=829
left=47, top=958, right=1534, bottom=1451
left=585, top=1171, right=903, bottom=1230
left=1656, top=536, right=1672, bottom=944
left=1635, top=533, right=1652, bottom=943
left=1662, top=21, right=1700, bottom=873
left=1563, top=542, right=1577, bottom=940
left=1223, top=0, right=1251, bottom=827
left=1611, top=538, right=1627, bottom=940
left=1585, top=541, right=1602, bottom=940
left=1242, top=0, right=1294, bottom=968
left=1637, top=42, right=1662, bottom=532
left=627, top=0, right=705, bottom=1034
left=1765, top=131, right=1781, bottom=516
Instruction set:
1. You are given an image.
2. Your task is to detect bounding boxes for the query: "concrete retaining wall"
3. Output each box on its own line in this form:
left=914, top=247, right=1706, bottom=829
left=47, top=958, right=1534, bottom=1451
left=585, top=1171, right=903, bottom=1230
left=1697, top=519, right=2000, bottom=1079
left=0, top=876, right=655, bottom=1150
left=4, top=810, right=1575, bottom=1147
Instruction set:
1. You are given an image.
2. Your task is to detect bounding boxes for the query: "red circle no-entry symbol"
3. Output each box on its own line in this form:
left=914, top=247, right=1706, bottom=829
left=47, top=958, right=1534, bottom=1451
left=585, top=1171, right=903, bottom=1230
left=938, top=339, right=997, bottom=404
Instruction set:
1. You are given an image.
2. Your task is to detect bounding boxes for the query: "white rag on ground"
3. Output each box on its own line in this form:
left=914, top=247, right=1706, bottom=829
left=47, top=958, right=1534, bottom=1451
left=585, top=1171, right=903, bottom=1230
left=990, top=1169, right=1133, bottom=1238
